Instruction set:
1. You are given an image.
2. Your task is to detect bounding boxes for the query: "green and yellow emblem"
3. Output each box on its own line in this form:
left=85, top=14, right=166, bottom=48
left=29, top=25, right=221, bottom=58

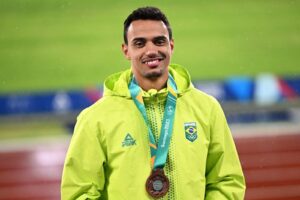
left=184, top=122, right=198, bottom=142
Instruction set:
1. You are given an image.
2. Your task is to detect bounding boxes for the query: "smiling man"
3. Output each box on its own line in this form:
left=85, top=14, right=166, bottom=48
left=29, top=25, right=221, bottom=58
left=122, top=19, right=173, bottom=90
left=61, top=7, right=246, bottom=200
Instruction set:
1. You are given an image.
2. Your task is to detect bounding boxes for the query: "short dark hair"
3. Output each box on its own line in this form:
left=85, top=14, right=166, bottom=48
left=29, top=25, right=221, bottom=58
left=123, top=6, right=172, bottom=44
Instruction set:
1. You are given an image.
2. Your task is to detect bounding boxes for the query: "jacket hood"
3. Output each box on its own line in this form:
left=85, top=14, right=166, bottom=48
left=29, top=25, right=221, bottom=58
left=103, top=64, right=194, bottom=98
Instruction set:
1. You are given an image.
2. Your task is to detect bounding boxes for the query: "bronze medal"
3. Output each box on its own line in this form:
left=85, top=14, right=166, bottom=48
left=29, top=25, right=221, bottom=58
left=146, top=168, right=169, bottom=198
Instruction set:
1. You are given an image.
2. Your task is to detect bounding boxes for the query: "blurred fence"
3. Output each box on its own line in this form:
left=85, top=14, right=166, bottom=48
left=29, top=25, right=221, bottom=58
left=1, top=75, right=300, bottom=124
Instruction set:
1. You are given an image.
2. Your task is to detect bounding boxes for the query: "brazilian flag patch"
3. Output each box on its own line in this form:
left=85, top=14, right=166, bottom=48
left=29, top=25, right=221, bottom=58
left=184, top=122, right=198, bottom=142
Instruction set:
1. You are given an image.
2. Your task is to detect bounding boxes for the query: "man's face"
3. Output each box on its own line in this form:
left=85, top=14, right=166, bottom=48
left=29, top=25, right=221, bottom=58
left=122, top=20, right=174, bottom=81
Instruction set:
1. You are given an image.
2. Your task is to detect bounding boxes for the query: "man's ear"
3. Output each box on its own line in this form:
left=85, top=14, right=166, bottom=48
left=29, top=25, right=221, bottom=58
left=122, top=43, right=130, bottom=60
left=170, top=39, right=174, bottom=54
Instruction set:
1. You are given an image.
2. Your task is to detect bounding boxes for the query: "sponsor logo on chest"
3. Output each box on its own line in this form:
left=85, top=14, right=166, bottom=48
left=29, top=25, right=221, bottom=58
left=122, top=133, right=136, bottom=147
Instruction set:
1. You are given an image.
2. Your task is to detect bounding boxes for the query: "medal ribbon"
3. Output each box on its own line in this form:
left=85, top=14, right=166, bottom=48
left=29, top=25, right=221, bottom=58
left=129, top=74, right=177, bottom=170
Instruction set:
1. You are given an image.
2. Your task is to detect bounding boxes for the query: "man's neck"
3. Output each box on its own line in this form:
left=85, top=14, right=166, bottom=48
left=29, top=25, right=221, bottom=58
left=135, top=74, right=168, bottom=91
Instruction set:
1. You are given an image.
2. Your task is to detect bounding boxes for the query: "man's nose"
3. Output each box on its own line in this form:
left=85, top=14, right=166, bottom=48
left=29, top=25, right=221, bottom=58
left=144, top=42, right=158, bottom=56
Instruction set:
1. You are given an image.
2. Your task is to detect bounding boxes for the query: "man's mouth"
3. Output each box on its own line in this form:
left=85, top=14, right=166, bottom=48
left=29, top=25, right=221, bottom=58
left=142, top=58, right=164, bottom=67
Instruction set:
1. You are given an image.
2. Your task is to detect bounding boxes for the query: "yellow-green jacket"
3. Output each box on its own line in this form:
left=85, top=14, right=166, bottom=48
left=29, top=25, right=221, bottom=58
left=61, top=64, right=246, bottom=200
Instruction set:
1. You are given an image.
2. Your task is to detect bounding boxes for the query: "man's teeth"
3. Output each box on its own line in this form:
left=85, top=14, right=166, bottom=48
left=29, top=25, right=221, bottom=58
left=145, top=59, right=159, bottom=64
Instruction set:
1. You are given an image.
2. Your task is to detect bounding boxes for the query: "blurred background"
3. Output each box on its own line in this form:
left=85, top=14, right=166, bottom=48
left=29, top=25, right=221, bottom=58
left=0, top=0, right=300, bottom=199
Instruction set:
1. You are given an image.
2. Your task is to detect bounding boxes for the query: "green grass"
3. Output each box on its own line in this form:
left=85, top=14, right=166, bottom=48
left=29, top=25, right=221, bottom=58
left=0, top=0, right=300, bottom=94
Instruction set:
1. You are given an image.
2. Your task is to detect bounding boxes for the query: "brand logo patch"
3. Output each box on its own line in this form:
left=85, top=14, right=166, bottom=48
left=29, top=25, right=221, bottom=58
left=122, top=133, right=136, bottom=147
left=184, top=122, right=198, bottom=142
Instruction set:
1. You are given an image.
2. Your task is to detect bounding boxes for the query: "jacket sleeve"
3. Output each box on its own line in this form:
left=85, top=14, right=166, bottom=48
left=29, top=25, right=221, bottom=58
left=205, top=98, right=246, bottom=200
left=61, top=111, right=106, bottom=200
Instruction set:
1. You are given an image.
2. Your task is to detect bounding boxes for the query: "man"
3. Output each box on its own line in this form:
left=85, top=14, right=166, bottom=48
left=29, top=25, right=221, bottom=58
left=61, top=6, right=245, bottom=200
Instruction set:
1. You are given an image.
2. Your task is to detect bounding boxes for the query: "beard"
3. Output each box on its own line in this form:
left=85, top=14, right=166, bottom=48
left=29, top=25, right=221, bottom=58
left=143, top=68, right=165, bottom=80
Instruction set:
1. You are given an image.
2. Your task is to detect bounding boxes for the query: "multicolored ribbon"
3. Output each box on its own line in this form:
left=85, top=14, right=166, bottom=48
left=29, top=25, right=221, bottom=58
left=129, top=74, right=178, bottom=170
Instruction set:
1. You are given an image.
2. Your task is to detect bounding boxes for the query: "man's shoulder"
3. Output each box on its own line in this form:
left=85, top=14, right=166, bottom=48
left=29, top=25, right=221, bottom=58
left=77, top=95, right=130, bottom=122
left=186, top=87, right=218, bottom=104
left=179, top=87, right=222, bottom=115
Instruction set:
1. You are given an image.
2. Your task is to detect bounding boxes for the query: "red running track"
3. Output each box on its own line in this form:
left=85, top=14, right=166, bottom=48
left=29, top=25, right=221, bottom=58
left=0, top=133, right=300, bottom=200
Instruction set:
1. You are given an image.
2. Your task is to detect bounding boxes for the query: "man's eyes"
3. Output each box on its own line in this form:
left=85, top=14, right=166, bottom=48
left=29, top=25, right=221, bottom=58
left=133, top=41, right=145, bottom=48
left=132, top=38, right=167, bottom=48
left=154, top=39, right=167, bottom=46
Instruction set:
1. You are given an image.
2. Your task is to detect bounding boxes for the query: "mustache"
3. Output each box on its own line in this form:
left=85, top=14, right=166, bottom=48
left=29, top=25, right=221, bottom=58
left=141, top=52, right=166, bottom=63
